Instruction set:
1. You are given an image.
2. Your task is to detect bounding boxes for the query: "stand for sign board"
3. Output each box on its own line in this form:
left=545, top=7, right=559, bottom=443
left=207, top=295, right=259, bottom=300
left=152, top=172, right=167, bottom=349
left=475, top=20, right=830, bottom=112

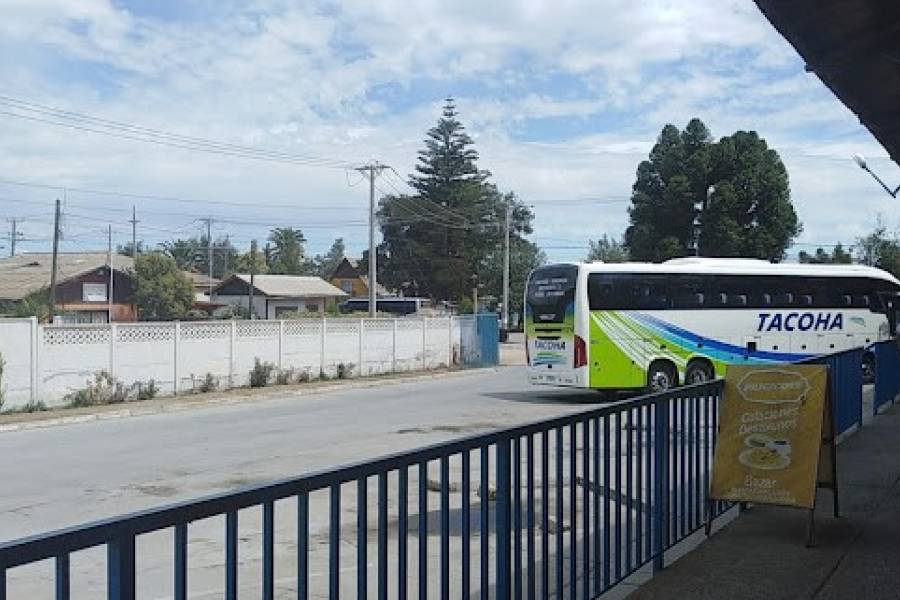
left=705, top=365, right=839, bottom=546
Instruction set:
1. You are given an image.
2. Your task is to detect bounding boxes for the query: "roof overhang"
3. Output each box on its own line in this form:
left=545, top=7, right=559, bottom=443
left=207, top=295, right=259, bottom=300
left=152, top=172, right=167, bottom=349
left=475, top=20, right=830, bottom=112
left=755, top=1, right=900, bottom=165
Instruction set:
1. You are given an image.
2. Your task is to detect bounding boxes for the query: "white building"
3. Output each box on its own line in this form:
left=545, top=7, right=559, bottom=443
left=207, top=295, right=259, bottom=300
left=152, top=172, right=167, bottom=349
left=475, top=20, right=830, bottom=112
left=212, top=274, right=348, bottom=319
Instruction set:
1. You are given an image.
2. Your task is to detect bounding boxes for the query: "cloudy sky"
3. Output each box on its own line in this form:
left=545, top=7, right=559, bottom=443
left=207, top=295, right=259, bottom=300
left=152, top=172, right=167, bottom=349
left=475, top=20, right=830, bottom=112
left=1, top=0, right=898, bottom=263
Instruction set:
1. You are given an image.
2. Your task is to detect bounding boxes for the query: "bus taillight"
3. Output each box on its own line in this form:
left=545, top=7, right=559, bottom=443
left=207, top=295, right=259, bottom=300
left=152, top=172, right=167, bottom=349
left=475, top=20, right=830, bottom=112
left=574, top=335, right=587, bottom=368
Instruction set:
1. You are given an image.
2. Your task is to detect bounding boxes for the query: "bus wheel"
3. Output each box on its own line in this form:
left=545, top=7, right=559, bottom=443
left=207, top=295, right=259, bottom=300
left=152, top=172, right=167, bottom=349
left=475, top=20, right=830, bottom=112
left=685, top=359, right=715, bottom=385
left=647, top=361, right=677, bottom=394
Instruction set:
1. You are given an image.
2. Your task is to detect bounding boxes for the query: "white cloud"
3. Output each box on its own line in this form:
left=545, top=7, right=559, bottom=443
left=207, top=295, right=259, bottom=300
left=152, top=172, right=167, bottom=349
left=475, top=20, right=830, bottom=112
left=0, top=0, right=896, bottom=263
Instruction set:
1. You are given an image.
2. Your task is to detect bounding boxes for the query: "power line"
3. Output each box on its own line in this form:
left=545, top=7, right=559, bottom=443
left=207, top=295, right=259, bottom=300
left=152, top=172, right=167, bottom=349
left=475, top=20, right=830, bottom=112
left=0, top=94, right=358, bottom=169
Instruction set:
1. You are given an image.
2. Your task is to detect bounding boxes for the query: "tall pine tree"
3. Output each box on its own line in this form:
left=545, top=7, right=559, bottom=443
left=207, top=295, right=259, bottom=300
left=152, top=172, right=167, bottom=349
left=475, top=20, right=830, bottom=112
left=376, top=99, right=535, bottom=302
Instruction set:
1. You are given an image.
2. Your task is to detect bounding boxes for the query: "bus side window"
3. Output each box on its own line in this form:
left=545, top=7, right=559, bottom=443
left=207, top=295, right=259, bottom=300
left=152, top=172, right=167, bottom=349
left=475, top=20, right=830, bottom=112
left=759, top=293, right=772, bottom=307
left=854, top=295, right=871, bottom=308
left=775, top=292, right=794, bottom=307
left=729, top=294, right=748, bottom=307
left=798, top=294, right=813, bottom=307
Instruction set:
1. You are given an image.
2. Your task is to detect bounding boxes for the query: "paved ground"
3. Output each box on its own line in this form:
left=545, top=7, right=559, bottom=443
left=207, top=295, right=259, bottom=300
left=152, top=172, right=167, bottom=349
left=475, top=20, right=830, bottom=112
left=630, top=401, right=900, bottom=600
left=1, top=364, right=608, bottom=598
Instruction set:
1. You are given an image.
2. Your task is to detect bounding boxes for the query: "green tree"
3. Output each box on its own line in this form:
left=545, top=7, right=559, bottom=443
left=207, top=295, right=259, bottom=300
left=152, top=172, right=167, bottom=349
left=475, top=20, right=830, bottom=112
left=376, top=98, right=534, bottom=300
left=477, top=237, right=546, bottom=317
left=233, top=245, right=269, bottom=274
left=117, top=241, right=146, bottom=258
left=799, top=243, right=853, bottom=264
left=11, top=289, right=50, bottom=321
left=624, top=119, right=801, bottom=262
left=856, top=217, right=900, bottom=277
left=134, top=253, right=194, bottom=321
left=267, top=227, right=312, bottom=274
left=159, top=236, right=236, bottom=278
left=587, top=235, right=629, bottom=262
left=160, top=238, right=201, bottom=271
left=312, top=238, right=346, bottom=278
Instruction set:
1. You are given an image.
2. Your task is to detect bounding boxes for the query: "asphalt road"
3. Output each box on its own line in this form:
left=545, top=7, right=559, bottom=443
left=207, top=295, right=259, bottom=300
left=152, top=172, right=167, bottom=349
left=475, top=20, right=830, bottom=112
left=1, top=366, right=608, bottom=598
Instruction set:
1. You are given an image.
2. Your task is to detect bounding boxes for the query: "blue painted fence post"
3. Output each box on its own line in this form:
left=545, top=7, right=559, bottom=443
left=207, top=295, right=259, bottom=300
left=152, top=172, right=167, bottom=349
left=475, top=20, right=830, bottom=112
left=496, top=437, right=512, bottom=599
left=652, top=399, right=669, bottom=574
left=108, top=536, right=136, bottom=600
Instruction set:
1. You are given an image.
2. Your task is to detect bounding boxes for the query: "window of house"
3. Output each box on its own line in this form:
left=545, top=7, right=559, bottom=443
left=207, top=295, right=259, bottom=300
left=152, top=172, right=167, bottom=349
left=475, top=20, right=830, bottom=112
left=274, top=306, right=299, bottom=317
left=82, top=283, right=107, bottom=302
left=340, top=281, right=354, bottom=293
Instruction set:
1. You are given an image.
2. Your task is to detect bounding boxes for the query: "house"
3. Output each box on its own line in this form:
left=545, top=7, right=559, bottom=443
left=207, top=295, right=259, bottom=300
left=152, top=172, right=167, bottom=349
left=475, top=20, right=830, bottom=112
left=329, top=257, right=391, bottom=297
left=184, top=271, right=225, bottom=313
left=0, top=252, right=137, bottom=323
left=212, top=274, right=348, bottom=319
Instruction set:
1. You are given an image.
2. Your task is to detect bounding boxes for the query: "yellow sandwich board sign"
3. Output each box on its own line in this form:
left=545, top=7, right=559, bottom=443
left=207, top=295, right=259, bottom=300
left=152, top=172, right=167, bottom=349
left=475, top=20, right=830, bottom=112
left=710, top=364, right=831, bottom=509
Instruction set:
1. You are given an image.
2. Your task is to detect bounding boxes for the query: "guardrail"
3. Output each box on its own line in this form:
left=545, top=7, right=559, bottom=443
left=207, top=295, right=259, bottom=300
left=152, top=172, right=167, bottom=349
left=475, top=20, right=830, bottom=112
left=0, top=381, right=725, bottom=599
left=874, top=340, right=900, bottom=414
left=798, top=347, right=864, bottom=437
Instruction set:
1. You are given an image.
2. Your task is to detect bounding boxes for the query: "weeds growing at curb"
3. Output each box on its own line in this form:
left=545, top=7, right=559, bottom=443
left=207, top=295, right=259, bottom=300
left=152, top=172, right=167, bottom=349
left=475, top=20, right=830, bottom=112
left=250, top=359, right=275, bottom=388
left=64, top=371, right=158, bottom=408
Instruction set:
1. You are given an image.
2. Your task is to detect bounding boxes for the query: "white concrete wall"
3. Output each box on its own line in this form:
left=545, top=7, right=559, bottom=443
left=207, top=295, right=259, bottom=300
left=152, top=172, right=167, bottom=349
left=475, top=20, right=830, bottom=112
left=0, top=317, right=462, bottom=409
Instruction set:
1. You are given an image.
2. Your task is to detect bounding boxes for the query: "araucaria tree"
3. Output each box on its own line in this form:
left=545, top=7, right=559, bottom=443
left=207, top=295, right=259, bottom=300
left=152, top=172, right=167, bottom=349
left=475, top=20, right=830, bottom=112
left=624, top=119, right=801, bottom=262
left=376, top=98, right=539, bottom=302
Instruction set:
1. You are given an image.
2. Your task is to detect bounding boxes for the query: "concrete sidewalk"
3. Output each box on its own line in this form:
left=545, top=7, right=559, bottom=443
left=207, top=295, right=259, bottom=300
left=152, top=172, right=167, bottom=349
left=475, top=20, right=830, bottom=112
left=631, top=402, right=900, bottom=600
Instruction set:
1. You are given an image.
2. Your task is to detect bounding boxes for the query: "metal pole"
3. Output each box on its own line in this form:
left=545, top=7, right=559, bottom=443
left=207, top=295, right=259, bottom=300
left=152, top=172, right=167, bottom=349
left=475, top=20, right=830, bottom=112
left=9, top=218, right=16, bottom=257
left=108, top=224, right=114, bottom=323
left=502, top=202, right=511, bottom=331
left=49, top=199, right=61, bottom=321
left=369, top=165, right=377, bottom=318
left=130, top=205, right=138, bottom=256
left=206, top=218, right=213, bottom=297
left=249, top=240, right=257, bottom=319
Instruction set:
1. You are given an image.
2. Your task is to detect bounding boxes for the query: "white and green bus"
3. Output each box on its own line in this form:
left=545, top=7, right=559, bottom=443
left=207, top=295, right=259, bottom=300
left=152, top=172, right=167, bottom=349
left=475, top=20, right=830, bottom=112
left=525, top=258, right=900, bottom=393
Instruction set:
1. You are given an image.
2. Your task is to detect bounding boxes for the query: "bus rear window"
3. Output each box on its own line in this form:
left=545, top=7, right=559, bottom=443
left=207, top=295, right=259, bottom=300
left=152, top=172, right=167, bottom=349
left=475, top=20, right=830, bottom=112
left=527, top=265, right=577, bottom=322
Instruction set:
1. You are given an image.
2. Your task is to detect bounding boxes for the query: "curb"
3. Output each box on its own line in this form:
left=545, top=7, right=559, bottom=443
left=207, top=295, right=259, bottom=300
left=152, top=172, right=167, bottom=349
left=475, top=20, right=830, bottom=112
left=0, top=367, right=500, bottom=434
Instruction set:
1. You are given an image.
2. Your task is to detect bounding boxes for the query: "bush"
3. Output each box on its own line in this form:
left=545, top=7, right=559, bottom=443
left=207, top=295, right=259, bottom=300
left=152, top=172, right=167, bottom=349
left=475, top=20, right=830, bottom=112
left=250, top=359, right=275, bottom=387
left=2, top=399, right=47, bottom=414
left=336, top=362, right=354, bottom=380
left=192, top=373, right=218, bottom=393
left=135, top=380, right=159, bottom=401
left=64, top=371, right=158, bottom=407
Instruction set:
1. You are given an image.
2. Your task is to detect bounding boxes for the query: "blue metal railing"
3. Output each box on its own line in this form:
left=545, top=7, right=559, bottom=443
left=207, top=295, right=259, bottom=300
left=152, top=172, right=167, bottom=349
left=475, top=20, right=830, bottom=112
left=874, top=340, right=900, bottom=414
left=0, top=381, right=724, bottom=599
left=798, top=347, right=864, bottom=436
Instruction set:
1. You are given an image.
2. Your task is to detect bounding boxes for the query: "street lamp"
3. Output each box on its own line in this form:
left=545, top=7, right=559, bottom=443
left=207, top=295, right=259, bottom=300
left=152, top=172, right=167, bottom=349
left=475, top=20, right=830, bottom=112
left=692, top=185, right=716, bottom=256
left=853, top=154, right=899, bottom=198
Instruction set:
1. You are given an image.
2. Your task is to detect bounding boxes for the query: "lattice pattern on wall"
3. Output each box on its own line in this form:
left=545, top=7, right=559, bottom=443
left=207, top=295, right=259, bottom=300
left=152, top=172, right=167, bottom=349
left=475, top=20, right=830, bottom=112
left=363, top=319, right=394, bottom=333
left=324, top=320, right=360, bottom=334
left=397, top=319, right=425, bottom=332
left=236, top=321, right=280, bottom=338
left=43, top=326, right=111, bottom=346
left=284, top=320, right=322, bottom=336
left=181, top=322, right=231, bottom=340
left=117, top=324, right=175, bottom=343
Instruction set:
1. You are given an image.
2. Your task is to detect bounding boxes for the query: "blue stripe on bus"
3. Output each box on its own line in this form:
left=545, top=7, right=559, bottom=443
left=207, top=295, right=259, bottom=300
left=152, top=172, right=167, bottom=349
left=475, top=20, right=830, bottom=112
left=626, top=312, right=813, bottom=363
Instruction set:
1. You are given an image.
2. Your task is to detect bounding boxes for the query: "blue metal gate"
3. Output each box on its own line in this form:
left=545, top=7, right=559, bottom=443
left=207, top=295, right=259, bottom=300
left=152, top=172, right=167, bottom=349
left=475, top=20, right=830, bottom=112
left=459, top=314, right=500, bottom=368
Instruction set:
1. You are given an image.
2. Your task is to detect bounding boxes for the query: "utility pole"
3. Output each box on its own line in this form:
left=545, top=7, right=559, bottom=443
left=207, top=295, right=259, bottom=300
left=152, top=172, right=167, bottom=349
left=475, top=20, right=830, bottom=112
left=107, top=224, right=114, bottom=323
left=48, top=199, right=61, bottom=322
left=202, top=218, right=214, bottom=297
left=129, top=205, right=138, bottom=257
left=355, top=162, right=388, bottom=317
left=8, top=218, right=20, bottom=257
left=249, top=239, right=257, bottom=319
left=502, top=202, right=511, bottom=333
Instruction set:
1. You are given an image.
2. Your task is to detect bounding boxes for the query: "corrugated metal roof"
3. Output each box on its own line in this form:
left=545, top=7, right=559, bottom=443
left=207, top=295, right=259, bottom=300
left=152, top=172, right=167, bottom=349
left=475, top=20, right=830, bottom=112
left=217, top=274, right=348, bottom=298
left=0, top=252, right=134, bottom=301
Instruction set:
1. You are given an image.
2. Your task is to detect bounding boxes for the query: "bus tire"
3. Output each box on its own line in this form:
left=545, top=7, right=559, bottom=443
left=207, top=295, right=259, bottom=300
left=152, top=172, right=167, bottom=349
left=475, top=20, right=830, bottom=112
left=685, top=359, right=715, bottom=385
left=647, top=360, right=678, bottom=394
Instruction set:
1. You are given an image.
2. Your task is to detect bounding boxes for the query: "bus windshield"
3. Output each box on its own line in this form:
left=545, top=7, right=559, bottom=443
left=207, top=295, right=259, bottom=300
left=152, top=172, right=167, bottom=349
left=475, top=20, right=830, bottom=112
left=526, top=265, right=577, bottom=324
